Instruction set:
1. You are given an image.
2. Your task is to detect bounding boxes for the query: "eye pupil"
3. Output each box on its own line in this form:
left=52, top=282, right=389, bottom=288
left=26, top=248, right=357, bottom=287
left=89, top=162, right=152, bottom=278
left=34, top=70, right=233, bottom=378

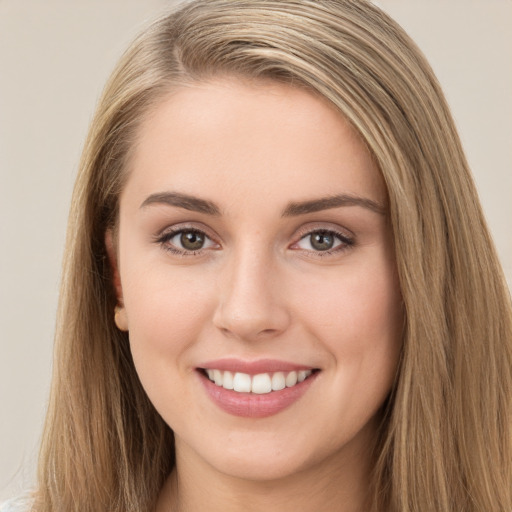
left=180, top=231, right=204, bottom=250
left=310, top=232, right=334, bottom=251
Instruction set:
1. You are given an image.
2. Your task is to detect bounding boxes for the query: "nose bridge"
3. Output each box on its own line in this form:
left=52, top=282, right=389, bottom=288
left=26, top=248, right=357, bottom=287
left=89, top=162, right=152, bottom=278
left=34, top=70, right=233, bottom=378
left=213, top=240, right=290, bottom=340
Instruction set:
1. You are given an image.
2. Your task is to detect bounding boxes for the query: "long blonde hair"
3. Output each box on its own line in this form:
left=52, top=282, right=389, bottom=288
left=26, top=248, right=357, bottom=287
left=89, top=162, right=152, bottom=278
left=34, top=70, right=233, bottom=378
left=35, top=1, right=512, bottom=511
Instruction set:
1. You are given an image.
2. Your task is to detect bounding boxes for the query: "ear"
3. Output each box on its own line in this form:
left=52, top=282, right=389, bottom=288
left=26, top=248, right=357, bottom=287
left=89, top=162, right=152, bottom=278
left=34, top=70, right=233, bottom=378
left=105, top=229, right=129, bottom=331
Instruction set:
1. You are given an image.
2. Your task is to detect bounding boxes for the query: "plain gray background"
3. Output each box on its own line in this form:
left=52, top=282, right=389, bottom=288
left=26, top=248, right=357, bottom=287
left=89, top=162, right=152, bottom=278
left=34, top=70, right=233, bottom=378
left=1, top=0, right=511, bottom=501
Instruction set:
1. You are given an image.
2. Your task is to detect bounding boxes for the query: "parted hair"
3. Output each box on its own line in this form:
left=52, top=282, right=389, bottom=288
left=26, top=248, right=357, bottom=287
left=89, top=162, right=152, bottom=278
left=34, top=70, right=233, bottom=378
left=34, top=1, right=512, bottom=511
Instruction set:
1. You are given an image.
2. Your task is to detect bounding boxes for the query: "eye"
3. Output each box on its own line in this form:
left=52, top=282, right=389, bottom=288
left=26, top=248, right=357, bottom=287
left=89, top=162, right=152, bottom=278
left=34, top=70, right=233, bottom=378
left=292, top=229, right=354, bottom=254
left=157, top=228, right=218, bottom=254
left=175, top=230, right=208, bottom=251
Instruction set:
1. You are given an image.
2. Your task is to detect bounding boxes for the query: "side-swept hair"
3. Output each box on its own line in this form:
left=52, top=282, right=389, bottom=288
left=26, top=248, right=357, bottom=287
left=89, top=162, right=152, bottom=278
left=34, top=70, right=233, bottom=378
left=35, top=1, right=512, bottom=511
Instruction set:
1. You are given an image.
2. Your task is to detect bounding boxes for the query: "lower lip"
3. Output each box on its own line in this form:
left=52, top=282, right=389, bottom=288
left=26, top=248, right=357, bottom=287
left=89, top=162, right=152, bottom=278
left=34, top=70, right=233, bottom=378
left=198, top=371, right=318, bottom=418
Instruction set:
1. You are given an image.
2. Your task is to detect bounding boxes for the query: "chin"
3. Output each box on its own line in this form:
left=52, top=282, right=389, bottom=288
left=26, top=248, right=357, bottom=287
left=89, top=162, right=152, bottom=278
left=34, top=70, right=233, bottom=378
left=211, top=448, right=314, bottom=483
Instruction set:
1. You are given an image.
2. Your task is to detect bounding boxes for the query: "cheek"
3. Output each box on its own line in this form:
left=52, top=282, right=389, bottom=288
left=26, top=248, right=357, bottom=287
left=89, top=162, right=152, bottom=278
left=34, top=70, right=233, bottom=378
left=121, top=265, right=215, bottom=368
left=121, top=268, right=217, bottom=427
left=294, top=257, right=402, bottom=381
left=299, top=264, right=402, bottom=434
left=300, top=265, right=400, bottom=338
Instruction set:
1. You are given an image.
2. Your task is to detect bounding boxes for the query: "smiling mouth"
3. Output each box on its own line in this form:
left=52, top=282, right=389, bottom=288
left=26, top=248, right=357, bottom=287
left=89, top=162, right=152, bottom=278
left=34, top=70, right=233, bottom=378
left=200, top=368, right=319, bottom=394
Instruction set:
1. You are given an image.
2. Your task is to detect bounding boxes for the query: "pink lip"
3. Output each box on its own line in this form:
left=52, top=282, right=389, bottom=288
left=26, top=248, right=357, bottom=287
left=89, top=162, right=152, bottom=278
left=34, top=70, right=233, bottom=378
left=197, top=361, right=319, bottom=418
left=198, top=357, right=314, bottom=375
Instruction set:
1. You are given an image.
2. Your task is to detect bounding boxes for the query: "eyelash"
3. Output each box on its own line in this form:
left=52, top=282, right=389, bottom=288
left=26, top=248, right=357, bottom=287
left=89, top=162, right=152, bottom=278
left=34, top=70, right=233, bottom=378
left=292, top=228, right=355, bottom=257
left=154, top=226, right=355, bottom=257
left=154, top=227, right=218, bottom=256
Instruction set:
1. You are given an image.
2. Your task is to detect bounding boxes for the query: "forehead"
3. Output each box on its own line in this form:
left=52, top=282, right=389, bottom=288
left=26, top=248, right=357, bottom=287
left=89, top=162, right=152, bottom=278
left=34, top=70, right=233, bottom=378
left=123, top=79, right=386, bottom=211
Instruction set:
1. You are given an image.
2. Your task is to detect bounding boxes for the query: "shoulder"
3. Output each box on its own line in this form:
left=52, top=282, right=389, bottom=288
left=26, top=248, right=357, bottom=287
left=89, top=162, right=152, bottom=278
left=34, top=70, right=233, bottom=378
left=0, top=495, right=32, bottom=512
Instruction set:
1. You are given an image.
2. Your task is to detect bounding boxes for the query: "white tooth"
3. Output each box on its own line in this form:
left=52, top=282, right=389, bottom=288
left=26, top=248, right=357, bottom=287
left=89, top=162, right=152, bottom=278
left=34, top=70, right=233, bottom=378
left=285, top=371, right=298, bottom=387
left=305, top=369, right=312, bottom=378
left=213, top=369, right=223, bottom=386
left=271, top=372, right=286, bottom=391
left=297, top=370, right=307, bottom=382
left=233, top=372, right=252, bottom=393
left=252, top=373, right=272, bottom=394
left=223, top=371, right=234, bottom=390
left=206, top=369, right=214, bottom=381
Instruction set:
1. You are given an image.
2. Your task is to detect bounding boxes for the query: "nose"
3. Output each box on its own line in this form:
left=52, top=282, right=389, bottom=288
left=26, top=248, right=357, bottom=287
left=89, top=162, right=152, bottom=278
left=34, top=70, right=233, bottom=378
left=213, top=246, right=291, bottom=342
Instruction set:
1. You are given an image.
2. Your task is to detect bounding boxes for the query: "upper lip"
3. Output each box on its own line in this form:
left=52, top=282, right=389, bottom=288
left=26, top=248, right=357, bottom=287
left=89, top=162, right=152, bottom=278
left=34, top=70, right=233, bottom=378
left=198, top=358, right=317, bottom=375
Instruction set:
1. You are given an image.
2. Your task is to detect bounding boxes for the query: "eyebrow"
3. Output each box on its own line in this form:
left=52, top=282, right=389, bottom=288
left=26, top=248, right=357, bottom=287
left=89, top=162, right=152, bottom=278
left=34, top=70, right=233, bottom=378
left=140, top=192, right=221, bottom=215
left=282, top=194, right=386, bottom=216
left=140, top=191, right=385, bottom=217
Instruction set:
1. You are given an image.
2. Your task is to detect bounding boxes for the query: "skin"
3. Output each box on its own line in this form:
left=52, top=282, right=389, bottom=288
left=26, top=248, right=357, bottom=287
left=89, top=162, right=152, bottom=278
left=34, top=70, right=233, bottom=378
left=108, top=79, right=403, bottom=512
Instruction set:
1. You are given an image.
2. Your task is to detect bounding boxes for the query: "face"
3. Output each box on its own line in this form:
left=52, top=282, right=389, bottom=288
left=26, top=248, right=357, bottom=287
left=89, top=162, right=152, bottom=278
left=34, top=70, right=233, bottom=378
left=111, top=79, right=402, bottom=482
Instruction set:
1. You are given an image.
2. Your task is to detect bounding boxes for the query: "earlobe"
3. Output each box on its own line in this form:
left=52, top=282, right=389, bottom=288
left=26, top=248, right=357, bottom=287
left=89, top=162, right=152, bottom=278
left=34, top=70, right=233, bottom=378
left=114, top=305, right=129, bottom=332
left=105, top=229, right=129, bottom=331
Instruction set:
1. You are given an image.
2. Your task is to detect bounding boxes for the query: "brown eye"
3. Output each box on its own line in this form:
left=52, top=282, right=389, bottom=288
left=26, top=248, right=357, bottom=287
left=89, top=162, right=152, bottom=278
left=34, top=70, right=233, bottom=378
left=310, top=232, right=335, bottom=251
left=180, top=231, right=205, bottom=251
left=157, top=228, right=217, bottom=254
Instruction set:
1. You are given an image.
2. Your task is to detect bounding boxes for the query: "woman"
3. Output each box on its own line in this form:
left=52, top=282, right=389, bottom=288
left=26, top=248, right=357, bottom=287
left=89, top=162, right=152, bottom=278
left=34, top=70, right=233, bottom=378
left=4, top=0, right=511, bottom=510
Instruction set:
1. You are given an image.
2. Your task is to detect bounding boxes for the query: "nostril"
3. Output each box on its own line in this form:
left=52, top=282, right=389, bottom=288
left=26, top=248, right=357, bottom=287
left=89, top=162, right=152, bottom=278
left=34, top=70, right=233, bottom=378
left=259, top=328, right=280, bottom=336
left=217, top=325, right=282, bottom=341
